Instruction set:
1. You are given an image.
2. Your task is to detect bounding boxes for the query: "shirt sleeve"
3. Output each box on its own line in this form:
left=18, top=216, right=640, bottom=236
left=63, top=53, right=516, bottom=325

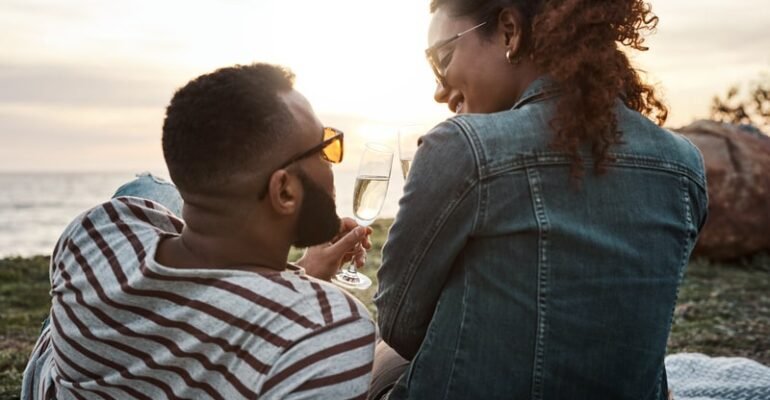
left=374, top=120, right=480, bottom=360
left=259, top=317, right=376, bottom=400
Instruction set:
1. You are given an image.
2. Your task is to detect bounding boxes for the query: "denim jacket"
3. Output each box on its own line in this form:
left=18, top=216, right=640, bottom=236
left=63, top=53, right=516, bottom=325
left=374, top=78, right=708, bottom=400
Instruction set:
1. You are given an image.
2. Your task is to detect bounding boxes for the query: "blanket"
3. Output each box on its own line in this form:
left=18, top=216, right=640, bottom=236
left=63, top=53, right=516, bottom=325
left=666, top=353, right=770, bottom=400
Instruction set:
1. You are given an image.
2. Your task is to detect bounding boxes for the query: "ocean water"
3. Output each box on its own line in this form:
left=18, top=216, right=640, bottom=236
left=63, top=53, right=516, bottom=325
left=0, top=171, right=403, bottom=258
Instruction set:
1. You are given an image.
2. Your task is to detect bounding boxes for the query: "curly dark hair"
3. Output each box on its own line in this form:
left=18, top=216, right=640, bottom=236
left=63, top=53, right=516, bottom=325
left=162, top=63, right=296, bottom=193
left=430, top=0, right=668, bottom=177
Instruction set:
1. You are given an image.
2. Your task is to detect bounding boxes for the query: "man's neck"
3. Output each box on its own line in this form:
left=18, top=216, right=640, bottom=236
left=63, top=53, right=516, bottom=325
left=156, top=203, right=292, bottom=272
left=155, top=232, right=290, bottom=273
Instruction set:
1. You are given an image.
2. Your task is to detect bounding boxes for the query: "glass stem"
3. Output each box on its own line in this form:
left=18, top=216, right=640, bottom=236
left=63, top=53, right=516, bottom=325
left=346, top=262, right=358, bottom=274
left=346, top=242, right=364, bottom=273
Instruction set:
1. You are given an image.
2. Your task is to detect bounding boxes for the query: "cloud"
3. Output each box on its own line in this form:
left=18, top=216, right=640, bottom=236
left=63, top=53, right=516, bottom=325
left=0, top=107, right=159, bottom=144
left=0, top=106, right=165, bottom=172
left=647, top=2, right=770, bottom=64
left=0, top=64, right=176, bottom=108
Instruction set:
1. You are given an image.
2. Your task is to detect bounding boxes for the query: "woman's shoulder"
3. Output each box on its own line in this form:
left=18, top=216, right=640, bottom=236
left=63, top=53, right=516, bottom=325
left=615, top=107, right=707, bottom=180
left=438, top=107, right=556, bottom=165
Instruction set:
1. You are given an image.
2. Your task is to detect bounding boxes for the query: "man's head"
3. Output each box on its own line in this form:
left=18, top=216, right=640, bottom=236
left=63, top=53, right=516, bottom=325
left=162, top=64, right=341, bottom=248
left=163, top=63, right=294, bottom=193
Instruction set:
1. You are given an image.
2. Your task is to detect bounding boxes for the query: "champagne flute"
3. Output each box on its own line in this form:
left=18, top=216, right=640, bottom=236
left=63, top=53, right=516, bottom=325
left=332, top=143, right=393, bottom=290
left=397, top=124, right=428, bottom=179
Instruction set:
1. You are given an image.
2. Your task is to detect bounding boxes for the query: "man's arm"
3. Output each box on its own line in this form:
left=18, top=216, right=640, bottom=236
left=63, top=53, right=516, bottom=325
left=259, top=317, right=376, bottom=399
left=374, top=121, right=479, bottom=360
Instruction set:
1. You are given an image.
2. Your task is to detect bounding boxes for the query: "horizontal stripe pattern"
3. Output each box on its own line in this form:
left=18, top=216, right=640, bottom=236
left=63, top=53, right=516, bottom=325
left=261, top=319, right=376, bottom=399
left=24, top=197, right=375, bottom=400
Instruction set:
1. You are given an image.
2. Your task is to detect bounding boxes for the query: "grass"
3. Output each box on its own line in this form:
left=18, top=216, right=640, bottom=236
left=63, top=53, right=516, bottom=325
left=0, top=256, right=52, bottom=399
left=669, top=255, right=770, bottom=363
left=1, top=222, right=768, bottom=399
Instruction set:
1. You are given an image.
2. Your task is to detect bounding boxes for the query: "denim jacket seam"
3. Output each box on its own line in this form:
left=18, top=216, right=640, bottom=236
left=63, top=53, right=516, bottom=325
left=448, top=117, right=486, bottom=234
left=676, top=133, right=708, bottom=181
left=442, top=264, right=472, bottom=398
left=608, top=158, right=705, bottom=190
left=481, top=153, right=705, bottom=191
left=480, top=150, right=701, bottom=176
left=610, top=152, right=707, bottom=187
left=384, top=177, right=481, bottom=347
left=654, top=176, right=695, bottom=399
left=449, top=117, right=486, bottom=169
left=526, top=167, right=551, bottom=400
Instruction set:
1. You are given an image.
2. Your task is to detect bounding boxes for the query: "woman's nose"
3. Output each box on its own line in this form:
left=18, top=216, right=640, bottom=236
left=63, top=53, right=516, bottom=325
left=434, top=80, right=450, bottom=104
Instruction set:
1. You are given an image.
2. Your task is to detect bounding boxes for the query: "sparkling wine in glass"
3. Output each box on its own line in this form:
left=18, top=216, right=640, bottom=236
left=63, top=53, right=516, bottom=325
left=332, top=143, right=393, bottom=290
left=398, top=124, right=428, bottom=180
left=399, top=159, right=412, bottom=180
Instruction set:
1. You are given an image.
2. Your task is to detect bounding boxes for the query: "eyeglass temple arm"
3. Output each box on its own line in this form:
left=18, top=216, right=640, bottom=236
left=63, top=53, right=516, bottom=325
left=425, top=21, right=488, bottom=56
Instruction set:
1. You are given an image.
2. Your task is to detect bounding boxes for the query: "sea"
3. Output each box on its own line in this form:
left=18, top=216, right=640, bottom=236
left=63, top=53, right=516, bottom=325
left=0, top=170, right=405, bottom=258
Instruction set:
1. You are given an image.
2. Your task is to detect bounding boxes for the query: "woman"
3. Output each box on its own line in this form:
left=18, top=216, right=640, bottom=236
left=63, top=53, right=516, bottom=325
left=373, top=0, right=707, bottom=399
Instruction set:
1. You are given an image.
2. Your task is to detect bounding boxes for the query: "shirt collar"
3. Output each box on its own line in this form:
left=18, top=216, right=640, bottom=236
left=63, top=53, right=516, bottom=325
left=511, top=75, right=560, bottom=110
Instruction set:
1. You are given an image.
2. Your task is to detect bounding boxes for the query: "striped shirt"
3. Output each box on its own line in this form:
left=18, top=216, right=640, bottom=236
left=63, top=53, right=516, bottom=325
left=22, top=197, right=376, bottom=400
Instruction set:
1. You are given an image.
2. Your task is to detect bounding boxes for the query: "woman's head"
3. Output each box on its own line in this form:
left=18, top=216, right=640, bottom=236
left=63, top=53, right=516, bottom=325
left=427, top=3, right=540, bottom=114
left=428, top=0, right=668, bottom=177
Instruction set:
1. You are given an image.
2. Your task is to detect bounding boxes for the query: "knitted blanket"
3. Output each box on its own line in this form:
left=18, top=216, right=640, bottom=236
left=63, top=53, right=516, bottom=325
left=666, top=353, right=770, bottom=400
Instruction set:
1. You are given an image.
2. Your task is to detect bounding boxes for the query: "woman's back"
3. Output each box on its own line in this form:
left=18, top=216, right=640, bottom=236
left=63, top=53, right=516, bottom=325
left=376, top=79, right=707, bottom=399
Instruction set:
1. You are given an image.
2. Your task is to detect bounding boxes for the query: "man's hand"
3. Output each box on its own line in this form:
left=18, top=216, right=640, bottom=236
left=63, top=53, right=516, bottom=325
left=297, top=217, right=373, bottom=281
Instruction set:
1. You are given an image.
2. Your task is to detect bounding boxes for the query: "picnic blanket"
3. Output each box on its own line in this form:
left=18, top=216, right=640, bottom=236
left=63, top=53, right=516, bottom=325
left=666, top=353, right=770, bottom=400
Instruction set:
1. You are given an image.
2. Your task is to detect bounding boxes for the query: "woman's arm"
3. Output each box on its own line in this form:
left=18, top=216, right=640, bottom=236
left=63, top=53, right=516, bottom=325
left=375, top=120, right=480, bottom=360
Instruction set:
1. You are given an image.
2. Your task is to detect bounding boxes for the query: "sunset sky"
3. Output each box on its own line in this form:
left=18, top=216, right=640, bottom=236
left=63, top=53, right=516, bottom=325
left=1, top=0, right=769, bottom=173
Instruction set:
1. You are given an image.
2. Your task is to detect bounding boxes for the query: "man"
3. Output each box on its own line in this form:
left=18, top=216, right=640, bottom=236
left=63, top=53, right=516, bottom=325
left=22, top=63, right=376, bottom=399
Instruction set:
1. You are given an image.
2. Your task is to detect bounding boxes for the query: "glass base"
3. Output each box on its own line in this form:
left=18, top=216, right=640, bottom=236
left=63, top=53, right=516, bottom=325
left=332, top=270, right=372, bottom=290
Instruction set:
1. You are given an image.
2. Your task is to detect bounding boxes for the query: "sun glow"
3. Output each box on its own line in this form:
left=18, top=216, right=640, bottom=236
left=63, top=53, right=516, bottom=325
left=159, top=0, right=451, bottom=129
left=353, top=122, right=398, bottom=145
left=2, top=0, right=769, bottom=172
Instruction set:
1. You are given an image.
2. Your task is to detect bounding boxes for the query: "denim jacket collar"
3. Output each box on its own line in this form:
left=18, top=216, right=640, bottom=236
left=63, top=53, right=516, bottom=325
left=511, top=75, right=561, bottom=110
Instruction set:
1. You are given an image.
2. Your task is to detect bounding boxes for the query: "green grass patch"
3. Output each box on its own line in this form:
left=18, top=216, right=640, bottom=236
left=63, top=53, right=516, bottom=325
left=669, top=255, right=770, bottom=364
left=1, top=227, right=768, bottom=399
left=0, top=256, right=51, bottom=400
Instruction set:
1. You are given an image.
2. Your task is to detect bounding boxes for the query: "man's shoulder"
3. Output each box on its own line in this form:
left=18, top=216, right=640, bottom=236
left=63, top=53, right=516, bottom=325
left=59, top=197, right=181, bottom=238
left=51, top=197, right=182, bottom=272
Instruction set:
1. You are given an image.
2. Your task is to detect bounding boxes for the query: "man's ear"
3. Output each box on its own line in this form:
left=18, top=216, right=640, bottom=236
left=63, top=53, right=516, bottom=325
left=499, top=7, right=524, bottom=54
left=267, top=170, right=300, bottom=215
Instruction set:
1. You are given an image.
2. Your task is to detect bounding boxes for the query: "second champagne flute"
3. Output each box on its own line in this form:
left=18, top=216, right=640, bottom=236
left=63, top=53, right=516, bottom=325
left=332, top=142, right=393, bottom=290
left=397, top=124, right=428, bottom=179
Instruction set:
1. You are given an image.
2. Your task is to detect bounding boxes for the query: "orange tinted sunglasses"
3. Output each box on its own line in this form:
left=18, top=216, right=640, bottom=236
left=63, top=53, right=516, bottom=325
left=259, top=127, right=344, bottom=198
left=276, top=127, right=344, bottom=169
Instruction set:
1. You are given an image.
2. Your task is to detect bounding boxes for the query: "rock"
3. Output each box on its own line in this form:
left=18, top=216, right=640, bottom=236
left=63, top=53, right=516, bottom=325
left=673, top=120, right=770, bottom=260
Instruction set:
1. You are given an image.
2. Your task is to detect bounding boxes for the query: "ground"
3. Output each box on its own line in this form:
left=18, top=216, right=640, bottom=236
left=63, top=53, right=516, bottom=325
left=1, top=219, right=768, bottom=399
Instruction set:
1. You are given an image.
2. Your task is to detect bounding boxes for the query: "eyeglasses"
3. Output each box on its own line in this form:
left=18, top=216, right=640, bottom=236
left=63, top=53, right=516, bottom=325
left=425, top=21, right=487, bottom=87
left=259, top=127, right=344, bottom=198
left=277, top=126, right=344, bottom=169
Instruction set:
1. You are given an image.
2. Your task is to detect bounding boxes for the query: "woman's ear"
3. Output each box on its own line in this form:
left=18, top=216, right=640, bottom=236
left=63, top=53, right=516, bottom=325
left=267, top=170, right=300, bottom=216
left=499, top=8, right=524, bottom=54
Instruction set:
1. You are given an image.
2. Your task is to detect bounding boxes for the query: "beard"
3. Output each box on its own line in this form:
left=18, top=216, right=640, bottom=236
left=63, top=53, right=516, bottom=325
left=294, top=170, right=341, bottom=247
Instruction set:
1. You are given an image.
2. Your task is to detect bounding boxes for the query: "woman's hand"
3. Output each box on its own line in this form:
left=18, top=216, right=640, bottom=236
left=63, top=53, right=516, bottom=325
left=297, top=217, right=373, bottom=281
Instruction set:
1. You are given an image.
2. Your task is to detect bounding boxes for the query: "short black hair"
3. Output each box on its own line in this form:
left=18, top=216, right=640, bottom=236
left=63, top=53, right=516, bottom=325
left=162, top=63, right=296, bottom=193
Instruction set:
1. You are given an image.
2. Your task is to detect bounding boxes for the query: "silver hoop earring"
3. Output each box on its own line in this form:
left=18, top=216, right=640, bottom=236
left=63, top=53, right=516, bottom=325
left=506, top=49, right=520, bottom=65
